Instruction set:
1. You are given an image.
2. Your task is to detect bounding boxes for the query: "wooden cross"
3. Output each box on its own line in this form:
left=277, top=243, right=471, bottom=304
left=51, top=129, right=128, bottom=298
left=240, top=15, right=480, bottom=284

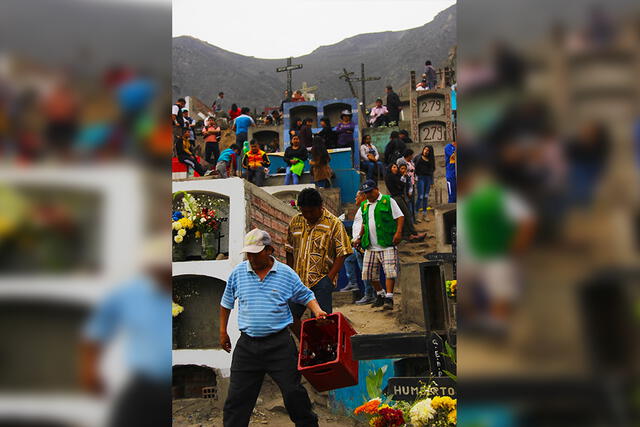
left=351, top=63, right=381, bottom=109
left=276, top=57, right=303, bottom=94
left=338, top=68, right=358, bottom=99
left=299, top=82, right=318, bottom=100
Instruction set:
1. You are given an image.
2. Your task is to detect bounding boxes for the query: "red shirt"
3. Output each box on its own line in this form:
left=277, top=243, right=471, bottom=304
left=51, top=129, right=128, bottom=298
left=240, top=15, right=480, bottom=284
left=228, top=108, right=242, bottom=120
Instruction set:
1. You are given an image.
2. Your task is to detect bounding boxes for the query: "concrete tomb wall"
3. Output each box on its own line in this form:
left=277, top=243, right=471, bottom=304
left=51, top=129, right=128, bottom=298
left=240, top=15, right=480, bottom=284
left=173, top=275, right=226, bottom=350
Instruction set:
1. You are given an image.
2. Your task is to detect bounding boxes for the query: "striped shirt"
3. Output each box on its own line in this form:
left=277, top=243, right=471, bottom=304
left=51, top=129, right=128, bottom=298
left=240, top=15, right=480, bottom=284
left=220, top=258, right=315, bottom=337
left=285, top=208, right=353, bottom=288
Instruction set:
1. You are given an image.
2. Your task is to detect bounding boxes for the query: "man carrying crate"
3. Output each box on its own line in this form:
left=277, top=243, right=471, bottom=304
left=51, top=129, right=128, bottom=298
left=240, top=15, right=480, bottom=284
left=219, top=229, right=326, bottom=427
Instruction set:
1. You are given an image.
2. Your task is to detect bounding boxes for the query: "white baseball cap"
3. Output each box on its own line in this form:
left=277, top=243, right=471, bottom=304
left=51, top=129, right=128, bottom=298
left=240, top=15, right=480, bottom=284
left=240, top=228, right=272, bottom=254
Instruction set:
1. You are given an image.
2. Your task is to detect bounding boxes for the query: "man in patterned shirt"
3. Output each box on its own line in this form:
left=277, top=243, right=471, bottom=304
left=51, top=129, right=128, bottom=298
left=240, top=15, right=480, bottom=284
left=286, top=188, right=352, bottom=338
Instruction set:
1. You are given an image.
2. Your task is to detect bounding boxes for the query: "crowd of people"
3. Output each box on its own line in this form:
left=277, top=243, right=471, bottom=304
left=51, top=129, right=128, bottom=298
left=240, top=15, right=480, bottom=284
left=172, top=72, right=457, bottom=425
left=172, top=76, right=457, bottom=213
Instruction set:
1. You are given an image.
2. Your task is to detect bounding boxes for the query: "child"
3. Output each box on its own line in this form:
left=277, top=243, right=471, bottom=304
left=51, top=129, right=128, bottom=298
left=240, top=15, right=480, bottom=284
left=216, top=144, right=242, bottom=178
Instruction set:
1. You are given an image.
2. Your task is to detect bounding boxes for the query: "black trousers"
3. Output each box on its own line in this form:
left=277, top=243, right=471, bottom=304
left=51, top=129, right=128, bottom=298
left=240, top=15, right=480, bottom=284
left=247, top=167, right=266, bottom=186
left=205, top=141, right=220, bottom=166
left=178, top=154, right=207, bottom=176
left=223, top=329, right=318, bottom=427
left=392, top=195, right=417, bottom=237
left=109, top=375, right=171, bottom=427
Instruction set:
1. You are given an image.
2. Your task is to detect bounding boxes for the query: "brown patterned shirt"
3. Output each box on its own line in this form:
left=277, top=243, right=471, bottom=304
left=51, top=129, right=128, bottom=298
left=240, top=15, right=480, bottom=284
left=285, top=208, right=352, bottom=288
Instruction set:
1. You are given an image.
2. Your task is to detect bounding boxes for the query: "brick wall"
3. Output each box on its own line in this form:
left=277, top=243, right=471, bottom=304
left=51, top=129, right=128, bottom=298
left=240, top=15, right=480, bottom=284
left=318, top=188, right=342, bottom=217
left=245, top=182, right=299, bottom=263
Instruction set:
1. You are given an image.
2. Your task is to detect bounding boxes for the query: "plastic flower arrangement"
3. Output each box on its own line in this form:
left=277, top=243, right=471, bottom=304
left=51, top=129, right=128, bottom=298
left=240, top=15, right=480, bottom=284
left=196, top=207, right=224, bottom=235
left=409, top=398, right=436, bottom=426
left=369, top=406, right=405, bottom=427
left=172, top=216, right=194, bottom=243
left=354, top=400, right=404, bottom=427
left=172, top=301, right=184, bottom=317
left=354, top=398, right=382, bottom=416
left=445, top=280, right=457, bottom=299
left=407, top=395, right=457, bottom=426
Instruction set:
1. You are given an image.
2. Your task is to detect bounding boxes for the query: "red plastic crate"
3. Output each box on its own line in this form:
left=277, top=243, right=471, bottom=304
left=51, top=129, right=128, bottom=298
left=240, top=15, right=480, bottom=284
left=297, top=312, right=358, bottom=392
left=172, top=156, right=202, bottom=176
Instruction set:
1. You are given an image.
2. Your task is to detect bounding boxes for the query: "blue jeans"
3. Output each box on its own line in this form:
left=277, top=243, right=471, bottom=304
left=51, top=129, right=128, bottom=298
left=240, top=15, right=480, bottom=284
left=361, top=160, right=384, bottom=180
left=344, top=252, right=373, bottom=296
left=416, top=175, right=433, bottom=211
left=315, top=179, right=330, bottom=188
left=284, top=166, right=299, bottom=185
left=289, top=275, right=333, bottom=317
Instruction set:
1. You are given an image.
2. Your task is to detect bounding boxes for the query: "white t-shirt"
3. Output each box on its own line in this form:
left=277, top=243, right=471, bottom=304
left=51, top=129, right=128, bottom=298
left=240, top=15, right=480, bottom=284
left=353, top=194, right=403, bottom=251
left=171, top=104, right=180, bottom=116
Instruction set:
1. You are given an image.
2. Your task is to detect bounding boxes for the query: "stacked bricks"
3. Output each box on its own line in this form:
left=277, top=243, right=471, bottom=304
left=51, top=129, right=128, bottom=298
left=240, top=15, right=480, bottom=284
left=317, top=188, right=342, bottom=217
left=245, top=182, right=298, bottom=263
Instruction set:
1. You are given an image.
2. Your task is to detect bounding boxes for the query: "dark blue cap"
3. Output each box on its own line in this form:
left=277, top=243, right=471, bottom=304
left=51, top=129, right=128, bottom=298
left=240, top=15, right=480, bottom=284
left=359, top=179, right=377, bottom=193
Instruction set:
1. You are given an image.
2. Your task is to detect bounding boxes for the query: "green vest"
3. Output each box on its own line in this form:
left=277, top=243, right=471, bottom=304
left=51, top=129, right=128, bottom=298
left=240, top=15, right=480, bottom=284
left=361, top=195, right=396, bottom=249
left=462, top=184, right=515, bottom=258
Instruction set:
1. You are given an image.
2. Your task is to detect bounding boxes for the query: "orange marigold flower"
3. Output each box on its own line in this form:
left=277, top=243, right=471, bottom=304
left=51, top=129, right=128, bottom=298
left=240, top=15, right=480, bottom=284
left=354, top=398, right=382, bottom=415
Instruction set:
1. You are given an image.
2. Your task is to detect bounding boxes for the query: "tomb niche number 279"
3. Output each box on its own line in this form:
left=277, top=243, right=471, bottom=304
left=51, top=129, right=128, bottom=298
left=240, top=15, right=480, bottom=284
left=417, top=95, right=447, bottom=143
left=419, top=121, right=446, bottom=143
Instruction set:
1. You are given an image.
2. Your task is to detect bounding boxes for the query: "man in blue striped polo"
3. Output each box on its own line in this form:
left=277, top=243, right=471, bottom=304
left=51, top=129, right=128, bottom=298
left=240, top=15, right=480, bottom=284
left=219, top=228, right=326, bottom=427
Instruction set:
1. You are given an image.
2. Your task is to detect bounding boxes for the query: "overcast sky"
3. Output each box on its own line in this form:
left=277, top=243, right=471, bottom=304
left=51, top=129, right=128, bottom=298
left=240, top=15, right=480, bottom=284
left=173, top=0, right=455, bottom=59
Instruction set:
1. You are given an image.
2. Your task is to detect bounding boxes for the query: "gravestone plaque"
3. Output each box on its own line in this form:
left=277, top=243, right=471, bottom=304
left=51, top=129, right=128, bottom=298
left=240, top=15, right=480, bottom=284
left=418, top=95, right=446, bottom=118
left=385, top=376, right=456, bottom=401
left=419, top=121, right=447, bottom=143
left=425, top=252, right=456, bottom=263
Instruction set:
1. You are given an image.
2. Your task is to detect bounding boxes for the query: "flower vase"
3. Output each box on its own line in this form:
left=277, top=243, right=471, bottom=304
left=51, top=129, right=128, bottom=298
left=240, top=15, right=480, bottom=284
left=172, top=243, right=186, bottom=262
left=184, top=235, right=202, bottom=260
left=201, top=232, right=219, bottom=260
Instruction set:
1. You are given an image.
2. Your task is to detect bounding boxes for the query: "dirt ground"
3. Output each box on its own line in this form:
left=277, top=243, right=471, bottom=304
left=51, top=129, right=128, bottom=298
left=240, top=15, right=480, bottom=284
left=173, top=375, right=360, bottom=427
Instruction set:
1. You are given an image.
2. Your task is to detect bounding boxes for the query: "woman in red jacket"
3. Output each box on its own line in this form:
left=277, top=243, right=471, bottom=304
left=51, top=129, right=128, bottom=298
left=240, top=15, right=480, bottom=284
left=228, top=103, right=242, bottom=120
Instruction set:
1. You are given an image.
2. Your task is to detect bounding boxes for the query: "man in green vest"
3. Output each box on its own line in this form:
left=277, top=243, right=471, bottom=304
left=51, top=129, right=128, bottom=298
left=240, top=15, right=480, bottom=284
left=352, top=179, right=405, bottom=310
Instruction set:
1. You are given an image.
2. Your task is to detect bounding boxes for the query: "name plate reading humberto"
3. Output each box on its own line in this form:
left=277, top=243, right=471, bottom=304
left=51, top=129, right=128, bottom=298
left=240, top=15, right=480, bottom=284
left=386, top=377, right=456, bottom=401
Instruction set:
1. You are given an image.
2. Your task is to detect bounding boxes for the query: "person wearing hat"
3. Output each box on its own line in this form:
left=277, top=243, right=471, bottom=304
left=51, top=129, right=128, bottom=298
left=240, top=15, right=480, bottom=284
left=335, top=110, right=356, bottom=150
left=369, top=98, right=389, bottom=127
left=220, top=228, right=325, bottom=427
left=352, top=179, right=404, bottom=310
left=398, top=129, right=414, bottom=145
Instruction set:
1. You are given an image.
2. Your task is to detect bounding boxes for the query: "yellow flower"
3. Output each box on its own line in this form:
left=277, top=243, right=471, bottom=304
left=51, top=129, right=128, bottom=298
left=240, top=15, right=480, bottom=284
left=174, top=235, right=184, bottom=244
left=172, top=302, right=184, bottom=317
left=448, top=408, right=457, bottom=424
left=178, top=217, right=193, bottom=229
left=177, top=229, right=186, bottom=237
left=172, top=221, right=182, bottom=230
left=432, top=396, right=456, bottom=411
left=195, top=231, right=201, bottom=238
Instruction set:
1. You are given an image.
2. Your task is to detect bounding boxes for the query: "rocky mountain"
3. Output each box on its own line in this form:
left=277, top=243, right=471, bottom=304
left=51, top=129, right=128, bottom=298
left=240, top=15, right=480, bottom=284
left=172, top=4, right=456, bottom=110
